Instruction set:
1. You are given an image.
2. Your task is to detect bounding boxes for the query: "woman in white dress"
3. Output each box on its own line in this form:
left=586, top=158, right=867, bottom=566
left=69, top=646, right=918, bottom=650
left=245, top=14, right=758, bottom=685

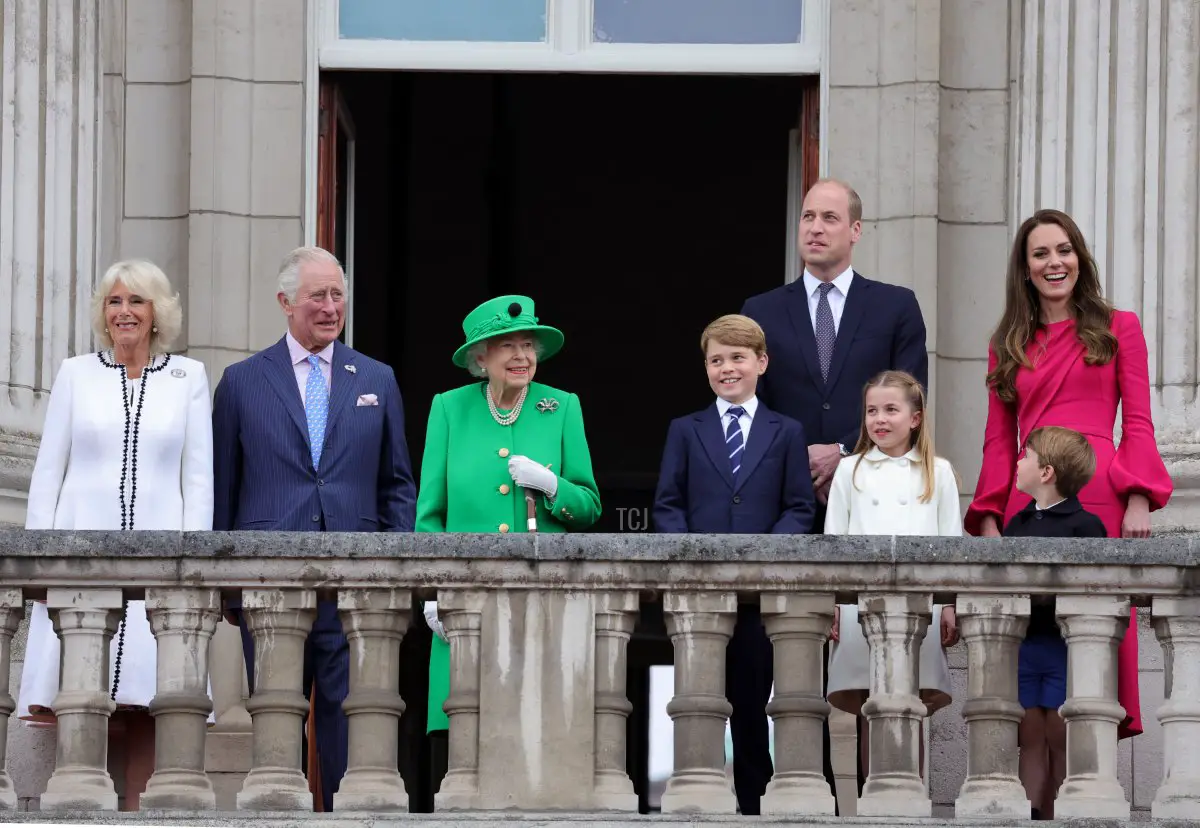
left=825, top=370, right=962, bottom=781
left=20, top=260, right=213, bottom=810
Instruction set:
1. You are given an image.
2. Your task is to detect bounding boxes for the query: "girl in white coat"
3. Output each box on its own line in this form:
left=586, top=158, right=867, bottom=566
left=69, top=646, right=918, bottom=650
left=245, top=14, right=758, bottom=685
left=825, top=370, right=962, bottom=778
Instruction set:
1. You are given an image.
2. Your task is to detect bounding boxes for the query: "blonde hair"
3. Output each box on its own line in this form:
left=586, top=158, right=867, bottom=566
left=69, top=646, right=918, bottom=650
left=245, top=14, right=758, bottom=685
left=700, top=314, right=767, bottom=356
left=91, top=260, right=183, bottom=352
left=851, top=370, right=952, bottom=503
left=1025, top=426, right=1097, bottom=498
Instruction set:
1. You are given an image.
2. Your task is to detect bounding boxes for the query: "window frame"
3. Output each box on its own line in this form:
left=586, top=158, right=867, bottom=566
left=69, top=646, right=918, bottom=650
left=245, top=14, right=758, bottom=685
left=316, top=0, right=825, bottom=74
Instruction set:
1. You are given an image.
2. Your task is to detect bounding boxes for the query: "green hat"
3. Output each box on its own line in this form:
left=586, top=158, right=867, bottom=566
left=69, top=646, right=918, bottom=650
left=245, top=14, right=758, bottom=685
left=452, top=295, right=564, bottom=368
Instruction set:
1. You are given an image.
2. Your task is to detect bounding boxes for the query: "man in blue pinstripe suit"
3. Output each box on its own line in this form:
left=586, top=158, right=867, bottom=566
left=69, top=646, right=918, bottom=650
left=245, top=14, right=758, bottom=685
left=213, top=246, right=417, bottom=811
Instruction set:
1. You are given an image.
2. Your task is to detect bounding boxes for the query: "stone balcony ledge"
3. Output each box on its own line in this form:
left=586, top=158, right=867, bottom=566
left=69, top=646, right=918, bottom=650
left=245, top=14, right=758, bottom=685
left=0, top=530, right=1197, bottom=597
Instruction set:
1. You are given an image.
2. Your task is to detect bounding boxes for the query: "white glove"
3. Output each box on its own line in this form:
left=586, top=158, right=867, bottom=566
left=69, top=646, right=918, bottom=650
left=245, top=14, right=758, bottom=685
left=423, top=600, right=448, bottom=643
left=508, top=455, right=558, bottom=498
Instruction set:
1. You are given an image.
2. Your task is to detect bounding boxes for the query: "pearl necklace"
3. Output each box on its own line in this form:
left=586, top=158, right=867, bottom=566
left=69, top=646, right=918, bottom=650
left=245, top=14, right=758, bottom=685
left=487, top=384, right=528, bottom=426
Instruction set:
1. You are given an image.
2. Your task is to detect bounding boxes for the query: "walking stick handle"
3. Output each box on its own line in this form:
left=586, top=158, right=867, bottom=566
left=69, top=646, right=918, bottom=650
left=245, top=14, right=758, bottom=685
left=525, top=488, right=538, bottom=532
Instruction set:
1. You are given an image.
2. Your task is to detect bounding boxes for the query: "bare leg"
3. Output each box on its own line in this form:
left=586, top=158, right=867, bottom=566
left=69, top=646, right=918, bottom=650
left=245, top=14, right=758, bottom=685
left=120, top=711, right=156, bottom=812
left=1043, top=708, right=1067, bottom=819
left=1018, top=707, right=1048, bottom=816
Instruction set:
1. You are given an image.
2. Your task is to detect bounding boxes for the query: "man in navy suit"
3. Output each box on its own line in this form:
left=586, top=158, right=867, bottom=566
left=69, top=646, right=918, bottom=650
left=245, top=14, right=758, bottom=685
left=213, top=246, right=417, bottom=810
left=740, top=179, right=929, bottom=799
left=653, top=314, right=815, bottom=815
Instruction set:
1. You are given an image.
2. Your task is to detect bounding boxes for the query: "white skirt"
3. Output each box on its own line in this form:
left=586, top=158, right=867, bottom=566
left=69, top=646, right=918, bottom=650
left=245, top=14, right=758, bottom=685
left=18, top=600, right=214, bottom=722
left=826, top=603, right=952, bottom=715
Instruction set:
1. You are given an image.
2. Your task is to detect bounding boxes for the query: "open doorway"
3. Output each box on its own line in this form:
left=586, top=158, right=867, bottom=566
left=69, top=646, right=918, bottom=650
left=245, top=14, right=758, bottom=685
left=323, top=70, right=818, bottom=533
left=318, top=69, right=818, bottom=811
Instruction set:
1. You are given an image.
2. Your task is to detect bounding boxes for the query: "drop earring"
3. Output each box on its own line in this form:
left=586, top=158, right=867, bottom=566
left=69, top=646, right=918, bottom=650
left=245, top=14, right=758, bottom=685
left=152, top=325, right=158, bottom=333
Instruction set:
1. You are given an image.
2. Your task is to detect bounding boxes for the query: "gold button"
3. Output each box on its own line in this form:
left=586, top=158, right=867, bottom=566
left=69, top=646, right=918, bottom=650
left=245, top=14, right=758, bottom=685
left=498, top=448, right=510, bottom=458
left=499, top=484, right=510, bottom=495
left=499, top=523, right=510, bottom=533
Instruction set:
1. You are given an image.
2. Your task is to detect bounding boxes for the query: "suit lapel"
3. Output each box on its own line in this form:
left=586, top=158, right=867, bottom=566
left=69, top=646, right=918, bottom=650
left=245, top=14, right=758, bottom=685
left=261, top=337, right=310, bottom=444
left=694, top=406, right=734, bottom=490
left=825, top=272, right=868, bottom=393
left=785, top=280, right=825, bottom=390
left=734, top=406, right=780, bottom=492
left=322, top=341, right=358, bottom=446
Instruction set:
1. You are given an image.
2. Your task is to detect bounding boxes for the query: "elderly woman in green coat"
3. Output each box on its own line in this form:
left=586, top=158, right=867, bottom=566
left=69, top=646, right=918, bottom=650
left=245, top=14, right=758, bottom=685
left=418, top=294, right=601, bottom=742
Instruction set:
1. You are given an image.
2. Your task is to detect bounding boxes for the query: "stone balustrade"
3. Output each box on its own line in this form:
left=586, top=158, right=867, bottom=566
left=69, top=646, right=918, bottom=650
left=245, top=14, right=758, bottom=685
left=0, top=530, right=1199, bottom=825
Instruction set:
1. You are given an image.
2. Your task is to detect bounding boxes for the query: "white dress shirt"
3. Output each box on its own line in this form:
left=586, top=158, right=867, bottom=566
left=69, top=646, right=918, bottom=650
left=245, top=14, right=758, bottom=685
left=802, top=266, right=855, bottom=334
left=286, top=331, right=335, bottom=403
left=715, top=395, right=758, bottom=444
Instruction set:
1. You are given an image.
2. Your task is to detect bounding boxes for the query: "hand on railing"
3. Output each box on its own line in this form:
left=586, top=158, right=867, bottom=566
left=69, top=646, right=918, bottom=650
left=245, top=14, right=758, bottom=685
left=940, top=604, right=958, bottom=647
left=830, top=604, right=840, bottom=642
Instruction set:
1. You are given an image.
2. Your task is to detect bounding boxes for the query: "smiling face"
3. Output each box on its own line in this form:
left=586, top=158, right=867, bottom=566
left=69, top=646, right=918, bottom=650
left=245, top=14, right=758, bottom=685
left=478, top=332, right=538, bottom=394
left=705, top=340, right=767, bottom=404
left=279, top=259, right=346, bottom=352
left=105, top=280, right=155, bottom=353
left=800, top=181, right=862, bottom=279
left=1025, top=222, right=1080, bottom=311
left=864, top=385, right=921, bottom=457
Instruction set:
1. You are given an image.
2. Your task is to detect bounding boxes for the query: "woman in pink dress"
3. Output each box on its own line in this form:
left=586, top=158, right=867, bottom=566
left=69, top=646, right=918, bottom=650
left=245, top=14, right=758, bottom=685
left=965, top=208, right=1173, bottom=739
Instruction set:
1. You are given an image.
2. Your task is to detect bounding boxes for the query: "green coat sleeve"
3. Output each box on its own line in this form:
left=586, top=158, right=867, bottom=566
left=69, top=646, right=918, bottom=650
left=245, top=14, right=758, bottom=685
left=415, top=393, right=448, bottom=532
left=545, top=392, right=601, bottom=528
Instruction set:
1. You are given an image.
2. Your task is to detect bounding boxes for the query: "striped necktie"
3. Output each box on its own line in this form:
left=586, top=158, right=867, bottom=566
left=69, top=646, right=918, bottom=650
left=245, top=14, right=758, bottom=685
left=304, top=354, right=329, bottom=470
left=726, top=405, right=746, bottom=480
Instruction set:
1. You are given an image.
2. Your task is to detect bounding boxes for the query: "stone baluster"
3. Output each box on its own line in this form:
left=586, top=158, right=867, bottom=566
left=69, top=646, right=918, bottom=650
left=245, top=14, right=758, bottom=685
left=1054, top=595, right=1130, bottom=819
left=40, top=587, right=123, bottom=811
left=954, top=594, right=1031, bottom=818
left=592, top=591, right=639, bottom=811
left=435, top=589, right=488, bottom=811
left=334, top=588, right=411, bottom=811
left=141, top=588, right=221, bottom=809
left=760, top=593, right=836, bottom=816
left=660, top=591, right=737, bottom=814
left=1152, top=596, right=1200, bottom=819
left=236, top=589, right=316, bottom=811
left=0, top=590, right=24, bottom=810
left=856, top=593, right=931, bottom=817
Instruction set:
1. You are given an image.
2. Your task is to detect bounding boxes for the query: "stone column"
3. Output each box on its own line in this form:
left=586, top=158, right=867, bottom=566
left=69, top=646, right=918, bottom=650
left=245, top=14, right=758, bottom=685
left=0, top=590, right=24, bottom=809
left=856, top=593, right=931, bottom=817
left=760, top=593, right=836, bottom=816
left=1054, top=595, right=1130, bottom=819
left=1151, top=596, right=1200, bottom=819
left=953, top=594, right=1030, bottom=818
left=334, top=588, right=411, bottom=812
left=1011, top=0, right=1200, bottom=532
left=141, top=587, right=221, bottom=809
left=659, top=591, right=737, bottom=814
left=592, top=591, right=639, bottom=811
left=435, top=589, right=487, bottom=811
left=236, top=589, right=316, bottom=811
left=40, top=588, right=123, bottom=812
left=0, top=0, right=101, bottom=522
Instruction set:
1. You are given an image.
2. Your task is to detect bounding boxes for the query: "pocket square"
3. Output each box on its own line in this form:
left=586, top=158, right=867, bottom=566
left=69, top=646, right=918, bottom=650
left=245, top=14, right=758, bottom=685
left=356, top=394, right=379, bottom=407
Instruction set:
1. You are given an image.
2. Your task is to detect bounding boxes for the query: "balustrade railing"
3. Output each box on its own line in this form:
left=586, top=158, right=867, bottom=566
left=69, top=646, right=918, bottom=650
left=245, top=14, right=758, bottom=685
left=0, top=530, right=1198, bottom=820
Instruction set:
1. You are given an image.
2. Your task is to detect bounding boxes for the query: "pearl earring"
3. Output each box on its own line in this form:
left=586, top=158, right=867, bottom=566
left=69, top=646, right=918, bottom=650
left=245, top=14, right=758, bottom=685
left=152, top=325, right=158, bottom=333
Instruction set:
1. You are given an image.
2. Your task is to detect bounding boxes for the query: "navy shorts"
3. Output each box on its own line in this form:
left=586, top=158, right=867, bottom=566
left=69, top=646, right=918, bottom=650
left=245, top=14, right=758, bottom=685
left=1018, top=633, right=1068, bottom=710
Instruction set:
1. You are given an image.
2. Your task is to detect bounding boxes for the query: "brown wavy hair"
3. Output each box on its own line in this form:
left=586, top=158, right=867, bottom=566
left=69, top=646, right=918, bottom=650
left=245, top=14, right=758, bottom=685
left=851, top=370, right=945, bottom=503
left=986, top=210, right=1116, bottom=402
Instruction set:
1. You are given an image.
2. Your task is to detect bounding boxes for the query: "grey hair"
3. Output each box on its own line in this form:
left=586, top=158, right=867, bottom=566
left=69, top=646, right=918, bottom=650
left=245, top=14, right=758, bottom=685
left=277, top=246, right=346, bottom=302
left=466, top=336, right=546, bottom=378
left=92, top=260, right=183, bottom=352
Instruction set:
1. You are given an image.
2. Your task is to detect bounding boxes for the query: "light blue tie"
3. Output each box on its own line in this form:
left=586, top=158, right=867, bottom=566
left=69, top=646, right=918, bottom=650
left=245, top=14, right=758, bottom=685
left=304, top=354, right=329, bottom=470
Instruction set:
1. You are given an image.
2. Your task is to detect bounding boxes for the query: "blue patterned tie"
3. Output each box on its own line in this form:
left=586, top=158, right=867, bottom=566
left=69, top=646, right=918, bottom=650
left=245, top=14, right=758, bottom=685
left=726, top=406, right=746, bottom=480
left=815, top=282, right=836, bottom=381
left=304, top=354, right=329, bottom=470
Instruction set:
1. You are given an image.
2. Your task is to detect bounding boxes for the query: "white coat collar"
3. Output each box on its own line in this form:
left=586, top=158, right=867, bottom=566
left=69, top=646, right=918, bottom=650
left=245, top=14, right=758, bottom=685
left=864, top=446, right=921, bottom=464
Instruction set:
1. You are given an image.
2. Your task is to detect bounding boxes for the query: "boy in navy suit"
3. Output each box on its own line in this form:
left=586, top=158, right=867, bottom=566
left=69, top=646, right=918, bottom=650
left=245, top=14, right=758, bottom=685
left=653, top=314, right=816, bottom=815
left=1004, top=426, right=1105, bottom=821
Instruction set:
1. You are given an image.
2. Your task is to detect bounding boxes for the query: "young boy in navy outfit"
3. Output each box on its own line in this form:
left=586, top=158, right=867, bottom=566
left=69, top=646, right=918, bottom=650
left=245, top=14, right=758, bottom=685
left=653, top=314, right=816, bottom=815
left=1004, top=425, right=1106, bottom=821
